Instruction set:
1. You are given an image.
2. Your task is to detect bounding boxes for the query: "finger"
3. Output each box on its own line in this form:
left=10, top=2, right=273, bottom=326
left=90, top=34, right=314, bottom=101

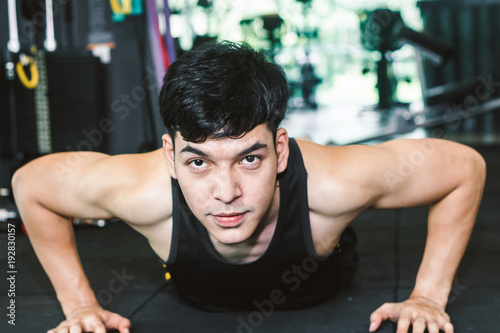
left=370, top=303, right=398, bottom=322
left=411, top=317, right=426, bottom=333
left=49, top=325, right=67, bottom=333
left=80, top=314, right=106, bottom=333
left=369, top=309, right=385, bottom=332
left=427, top=321, right=440, bottom=333
left=87, top=322, right=107, bottom=333
left=443, top=322, right=454, bottom=333
left=437, top=316, right=453, bottom=332
left=48, top=328, right=61, bottom=333
left=369, top=319, right=381, bottom=332
left=69, top=324, right=82, bottom=333
left=370, top=303, right=401, bottom=332
left=102, top=312, right=131, bottom=331
left=396, top=314, right=411, bottom=333
left=119, top=327, right=131, bottom=333
left=117, top=318, right=132, bottom=333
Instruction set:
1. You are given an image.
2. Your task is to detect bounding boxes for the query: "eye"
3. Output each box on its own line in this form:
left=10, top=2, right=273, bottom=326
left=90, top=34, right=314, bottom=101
left=244, top=156, right=256, bottom=163
left=188, top=159, right=207, bottom=169
left=240, top=155, right=261, bottom=167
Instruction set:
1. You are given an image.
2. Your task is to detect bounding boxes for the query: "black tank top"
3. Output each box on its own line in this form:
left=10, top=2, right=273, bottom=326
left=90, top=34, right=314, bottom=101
left=163, top=139, right=342, bottom=311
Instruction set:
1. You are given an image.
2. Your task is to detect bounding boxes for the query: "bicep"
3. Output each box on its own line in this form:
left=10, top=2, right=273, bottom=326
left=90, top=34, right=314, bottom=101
left=13, top=151, right=115, bottom=220
left=370, top=138, right=485, bottom=209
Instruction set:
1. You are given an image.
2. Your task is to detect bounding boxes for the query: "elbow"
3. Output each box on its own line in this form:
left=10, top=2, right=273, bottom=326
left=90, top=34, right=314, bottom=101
left=462, top=148, right=487, bottom=193
left=472, top=149, right=487, bottom=186
left=11, top=168, right=24, bottom=197
left=11, top=167, right=28, bottom=205
left=11, top=164, right=32, bottom=203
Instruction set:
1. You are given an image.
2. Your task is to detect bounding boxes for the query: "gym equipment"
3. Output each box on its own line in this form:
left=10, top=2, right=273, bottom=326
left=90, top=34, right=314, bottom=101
left=44, top=0, right=57, bottom=51
left=360, top=9, right=453, bottom=110
left=162, top=0, right=177, bottom=64
left=15, top=52, right=39, bottom=89
left=87, top=0, right=116, bottom=64
left=34, top=49, right=52, bottom=154
left=5, top=0, right=24, bottom=167
left=111, top=0, right=143, bottom=22
left=345, top=96, right=500, bottom=145
left=145, top=0, right=171, bottom=77
left=7, top=0, right=40, bottom=89
left=294, top=0, right=322, bottom=109
left=261, top=14, right=284, bottom=56
left=111, top=0, right=133, bottom=16
left=7, top=0, right=20, bottom=54
left=18, top=0, right=53, bottom=155
left=71, top=217, right=107, bottom=228
left=239, top=0, right=321, bottom=110
left=0, top=188, right=19, bottom=234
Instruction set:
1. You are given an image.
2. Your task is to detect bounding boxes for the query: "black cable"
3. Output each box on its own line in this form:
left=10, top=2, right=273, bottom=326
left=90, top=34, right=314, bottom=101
left=126, top=282, right=170, bottom=319
left=8, top=80, right=19, bottom=164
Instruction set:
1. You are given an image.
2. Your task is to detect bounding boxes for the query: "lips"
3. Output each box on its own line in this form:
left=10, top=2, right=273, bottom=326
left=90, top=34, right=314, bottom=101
left=212, top=212, right=246, bottom=228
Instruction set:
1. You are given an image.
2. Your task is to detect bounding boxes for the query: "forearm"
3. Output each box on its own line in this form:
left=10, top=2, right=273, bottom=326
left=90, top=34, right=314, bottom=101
left=13, top=190, right=99, bottom=316
left=411, top=163, right=485, bottom=308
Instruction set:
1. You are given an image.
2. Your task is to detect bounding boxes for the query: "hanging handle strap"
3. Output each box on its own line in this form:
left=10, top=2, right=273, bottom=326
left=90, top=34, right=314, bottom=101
left=16, top=54, right=39, bottom=89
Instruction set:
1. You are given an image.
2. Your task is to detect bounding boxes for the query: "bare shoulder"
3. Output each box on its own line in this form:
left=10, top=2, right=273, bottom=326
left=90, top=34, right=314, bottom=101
left=296, top=137, right=484, bottom=217
left=90, top=149, right=174, bottom=260
left=296, top=139, right=380, bottom=218
left=86, top=148, right=173, bottom=225
left=14, top=148, right=172, bottom=224
left=14, top=148, right=173, bottom=261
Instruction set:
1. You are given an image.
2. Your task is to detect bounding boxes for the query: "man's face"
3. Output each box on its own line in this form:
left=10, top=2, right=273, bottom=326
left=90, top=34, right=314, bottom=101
left=163, top=124, right=289, bottom=245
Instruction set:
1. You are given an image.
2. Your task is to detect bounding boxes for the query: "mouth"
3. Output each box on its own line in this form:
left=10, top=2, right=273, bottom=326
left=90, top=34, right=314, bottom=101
left=211, top=212, right=247, bottom=228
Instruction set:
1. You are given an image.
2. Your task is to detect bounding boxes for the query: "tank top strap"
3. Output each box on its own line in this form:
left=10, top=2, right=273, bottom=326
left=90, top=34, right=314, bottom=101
left=284, top=138, right=307, bottom=175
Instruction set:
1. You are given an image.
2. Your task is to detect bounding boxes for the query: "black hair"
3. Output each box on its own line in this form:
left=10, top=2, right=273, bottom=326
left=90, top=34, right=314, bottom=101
left=159, top=41, right=289, bottom=143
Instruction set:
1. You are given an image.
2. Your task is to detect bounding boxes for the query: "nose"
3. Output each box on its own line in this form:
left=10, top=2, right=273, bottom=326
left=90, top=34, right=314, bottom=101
left=212, top=170, right=242, bottom=204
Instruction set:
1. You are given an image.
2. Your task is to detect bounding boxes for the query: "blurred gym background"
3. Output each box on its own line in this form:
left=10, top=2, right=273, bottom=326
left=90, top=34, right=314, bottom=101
left=2, top=0, right=500, bottom=225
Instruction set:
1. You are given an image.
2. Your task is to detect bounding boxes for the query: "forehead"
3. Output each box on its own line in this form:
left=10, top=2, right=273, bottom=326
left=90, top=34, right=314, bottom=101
left=174, top=124, right=274, bottom=154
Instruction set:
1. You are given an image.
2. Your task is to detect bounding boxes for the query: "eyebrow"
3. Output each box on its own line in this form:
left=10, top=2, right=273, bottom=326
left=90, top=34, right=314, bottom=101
left=179, top=142, right=268, bottom=158
left=236, top=142, right=268, bottom=157
left=179, top=145, right=208, bottom=157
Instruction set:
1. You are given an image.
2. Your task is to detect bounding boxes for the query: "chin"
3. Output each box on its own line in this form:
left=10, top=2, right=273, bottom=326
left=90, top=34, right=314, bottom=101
left=213, top=227, right=254, bottom=245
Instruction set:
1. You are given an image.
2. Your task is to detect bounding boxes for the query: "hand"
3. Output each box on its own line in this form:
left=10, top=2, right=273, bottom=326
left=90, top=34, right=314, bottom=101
left=47, top=304, right=131, bottom=333
left=369, top=296, right=454, bottom=333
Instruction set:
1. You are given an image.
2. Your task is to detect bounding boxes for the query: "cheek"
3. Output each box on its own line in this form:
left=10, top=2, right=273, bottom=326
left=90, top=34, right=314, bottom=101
left=243, top=171, right=277, bottom=207
left=177, top=177, right=210, bottom=211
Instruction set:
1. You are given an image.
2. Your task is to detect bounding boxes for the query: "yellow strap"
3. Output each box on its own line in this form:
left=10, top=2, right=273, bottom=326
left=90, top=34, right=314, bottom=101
left=16, top=60, right=39, bottom=89
left=110, top=0, right=132, bottom=15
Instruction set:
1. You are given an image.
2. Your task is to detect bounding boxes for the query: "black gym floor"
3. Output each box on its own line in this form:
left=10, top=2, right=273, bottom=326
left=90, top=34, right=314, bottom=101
left=1, top=119, right=499, bottom=332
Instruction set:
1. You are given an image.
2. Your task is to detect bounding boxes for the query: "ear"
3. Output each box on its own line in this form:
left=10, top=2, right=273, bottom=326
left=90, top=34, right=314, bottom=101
left=162, top=133, right=178, bottom=179
left=275, top=128, right=289, bottom=174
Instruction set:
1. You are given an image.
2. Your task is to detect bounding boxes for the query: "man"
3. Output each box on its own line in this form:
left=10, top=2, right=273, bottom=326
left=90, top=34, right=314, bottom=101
left=12, top=42, right=486, bottom=333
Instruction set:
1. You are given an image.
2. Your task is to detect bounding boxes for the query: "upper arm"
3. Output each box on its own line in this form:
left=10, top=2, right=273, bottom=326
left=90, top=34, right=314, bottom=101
left=12, top=149, right=173, bottom=223
left=12, top=151, right=118, bottom=220
left=299, top=138, right=486, bottom=216
left=370, top=138, right=486, bottom=209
